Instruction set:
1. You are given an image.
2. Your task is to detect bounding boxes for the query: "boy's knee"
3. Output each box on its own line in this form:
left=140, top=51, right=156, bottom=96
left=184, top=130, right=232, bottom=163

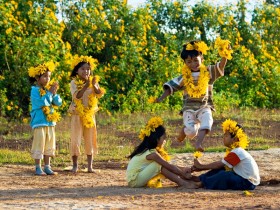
left=184, top=125, right=198, bottom=139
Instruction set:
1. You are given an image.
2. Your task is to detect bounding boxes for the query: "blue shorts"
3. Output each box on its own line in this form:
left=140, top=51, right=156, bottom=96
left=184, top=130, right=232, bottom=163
left=199, top=169, right=256, bottom=190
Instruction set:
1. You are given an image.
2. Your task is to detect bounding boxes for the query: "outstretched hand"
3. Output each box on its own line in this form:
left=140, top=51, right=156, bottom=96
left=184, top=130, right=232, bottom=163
left=192, top=158, right=204, bottom=171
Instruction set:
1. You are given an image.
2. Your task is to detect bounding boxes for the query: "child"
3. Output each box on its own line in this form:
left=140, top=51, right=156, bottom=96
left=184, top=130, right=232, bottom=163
left=156, top=40, right=231, bottom=151
left=126, top=117, right=197, bottom=188
left=191, top=119, right=260, bottom=190
left=28, top=62, right=62, bottom=175
left=69, top=55, right=105, bottom=173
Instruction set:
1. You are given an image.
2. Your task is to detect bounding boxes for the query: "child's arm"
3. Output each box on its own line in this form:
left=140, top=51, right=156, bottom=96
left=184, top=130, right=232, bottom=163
left=92, top=76, right=102, bottom=94
left=155, top=87, right=171, bottom=103
left=76, top=79, right=90, bottom=99
left=219, top=57, right=227, bottom=71
left=192, top=158, right=224, bottom=171
left=218, top=44, right=231, bottom=70
left=147, top=152, right=190, bottom=179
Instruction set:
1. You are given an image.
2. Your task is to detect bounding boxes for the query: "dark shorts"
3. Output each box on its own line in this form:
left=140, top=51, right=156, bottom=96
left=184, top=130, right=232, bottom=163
left=199, top=169, right=256, bottom=190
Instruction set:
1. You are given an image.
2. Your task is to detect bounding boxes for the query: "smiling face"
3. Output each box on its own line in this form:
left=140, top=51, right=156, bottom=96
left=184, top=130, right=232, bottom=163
left=77, top=63, right=91, bottom=81
left=37, top=71, right=51, bottom=87
left=184, top=55, right=203, bottom=72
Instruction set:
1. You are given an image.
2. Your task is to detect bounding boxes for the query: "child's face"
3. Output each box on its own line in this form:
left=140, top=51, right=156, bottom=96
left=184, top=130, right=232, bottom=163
left=223, top=131, right=237, bottom=148
left=77, top=63, right=91, bottom=80
left=184, top=55, right=203, bottom=72
left=37, top=71, right=51, bottom=87
left=157, top=133, right=167, bottom=148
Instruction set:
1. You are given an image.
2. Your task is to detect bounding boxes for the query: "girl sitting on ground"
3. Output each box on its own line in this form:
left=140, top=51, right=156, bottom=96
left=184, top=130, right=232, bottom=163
left=126, top=117, right=197, bottom=188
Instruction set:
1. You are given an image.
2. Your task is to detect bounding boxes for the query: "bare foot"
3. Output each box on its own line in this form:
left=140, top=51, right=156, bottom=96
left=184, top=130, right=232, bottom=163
left=88, top=168, right=96, bottom=173
left=195, top=142, right=204, bottom=152
left=178, top=181, right=199, bottom=189
left=190, top=175, right=201, bottom=182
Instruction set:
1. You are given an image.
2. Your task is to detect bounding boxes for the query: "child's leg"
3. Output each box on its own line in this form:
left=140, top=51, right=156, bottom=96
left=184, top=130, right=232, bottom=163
left=161, top=167, right=198, bottom=189
left=70, top=115, right=83, bottom=171
left=87, top=155, right=93, bottom=172
left=195, top=107, right=213, bottom=151
left=195, top=129, right=207, bottom=152
left=43, top=127, right=57, bottom=175
left=31, top=127, right=46, bottom=176
left=182, top=111, right=199, bottom=140
left=72, top=155, right=78, bottom=172
left=43, top=155, right=58, bottom=175
left=84, top=126, right=96, bottom=172
left=177, top=127, right=186, bottom=142
left=35, top=159, right=46, bottom=176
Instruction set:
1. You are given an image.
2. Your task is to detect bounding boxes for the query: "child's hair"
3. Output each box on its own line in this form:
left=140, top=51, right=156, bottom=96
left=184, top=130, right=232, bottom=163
left=127, top=125, right=166, bottom=159
left=70, top=62, right=90, bottom=78
left=229, top=124, right=243, bottom=138
left=181, top=40, right=203, bottom=60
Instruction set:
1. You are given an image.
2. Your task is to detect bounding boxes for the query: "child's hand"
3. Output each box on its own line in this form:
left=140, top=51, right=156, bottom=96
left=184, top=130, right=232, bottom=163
left=84, top=78, right=90, bottom=88
left=155, top=98, right=162, bottom=103
left=193, top=158, right=203, bottom=171
left=49, top=81, right=59, bottom=95
left=92, top=76, right=97, bottom=86
left=183, top=167, right=192, bottom=173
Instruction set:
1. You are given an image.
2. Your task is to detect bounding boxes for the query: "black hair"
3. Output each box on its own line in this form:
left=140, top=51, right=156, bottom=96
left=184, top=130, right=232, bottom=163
left=127, top=125, right=166, bottom=159
left=230, top=124, right=244, bottom=138
left=180, top=40, right=203, bottom=60
left=70, top=62, right=89, bottom=78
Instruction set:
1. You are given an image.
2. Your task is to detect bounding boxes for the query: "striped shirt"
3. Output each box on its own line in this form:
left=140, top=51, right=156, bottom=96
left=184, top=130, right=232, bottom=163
left=163, top=62, right=224, bottom=111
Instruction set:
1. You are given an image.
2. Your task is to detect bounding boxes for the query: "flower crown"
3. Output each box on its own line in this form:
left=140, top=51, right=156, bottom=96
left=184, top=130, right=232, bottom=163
left=71, top=54, right=98, bottom=70
left=185, top=41, right=209, bottom=55
left=139, top=117, right=164, bottom=141
left=28, top=61, right=55, bottom=78
left=222, top=119, right=249, bottom=149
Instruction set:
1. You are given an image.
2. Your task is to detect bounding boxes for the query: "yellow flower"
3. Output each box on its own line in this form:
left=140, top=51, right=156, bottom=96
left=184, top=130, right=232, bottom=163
left=222, top=119, right=249, bottom=170
left=243, top=190, right=253, bottom=196
left=71, top=54, right=98, bottom=70
left=139, top=117, right=164, bottom=140
left=147, top=174, right=164, bottom=188
left=215, top=37, right=233, bottom=60
left=22, top=118, right=29, bottom=124
left=148, top=96, right=156, bottom=103
left=193, top=151, right=203, bottom=159
left=39, top=87, right=61, bottom=123
left=72, top=76, right=104, bottom=128
left=182, top=64, right=209, bottom=98
left=28, top=61, right=55, bottom=78
left=185, top=41, right=209, bottom=55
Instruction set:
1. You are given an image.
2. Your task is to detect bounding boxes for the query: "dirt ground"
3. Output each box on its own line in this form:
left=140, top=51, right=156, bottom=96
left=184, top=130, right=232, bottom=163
left=0, top=148, right=279, bottom=210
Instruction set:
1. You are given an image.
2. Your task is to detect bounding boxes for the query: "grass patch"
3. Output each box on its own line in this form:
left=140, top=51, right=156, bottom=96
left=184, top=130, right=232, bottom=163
left=0, top=149, right=33, bottom=165
left=0, top=109, right=279, bottom=167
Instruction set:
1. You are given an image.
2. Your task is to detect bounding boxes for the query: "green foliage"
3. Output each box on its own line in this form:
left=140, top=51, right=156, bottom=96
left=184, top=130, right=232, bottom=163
left=0, top=0, right=279, bottom=119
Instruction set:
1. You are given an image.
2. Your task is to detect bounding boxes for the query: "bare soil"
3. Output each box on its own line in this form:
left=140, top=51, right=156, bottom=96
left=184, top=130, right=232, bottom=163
left=0, top=149, right=279, bottom=210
